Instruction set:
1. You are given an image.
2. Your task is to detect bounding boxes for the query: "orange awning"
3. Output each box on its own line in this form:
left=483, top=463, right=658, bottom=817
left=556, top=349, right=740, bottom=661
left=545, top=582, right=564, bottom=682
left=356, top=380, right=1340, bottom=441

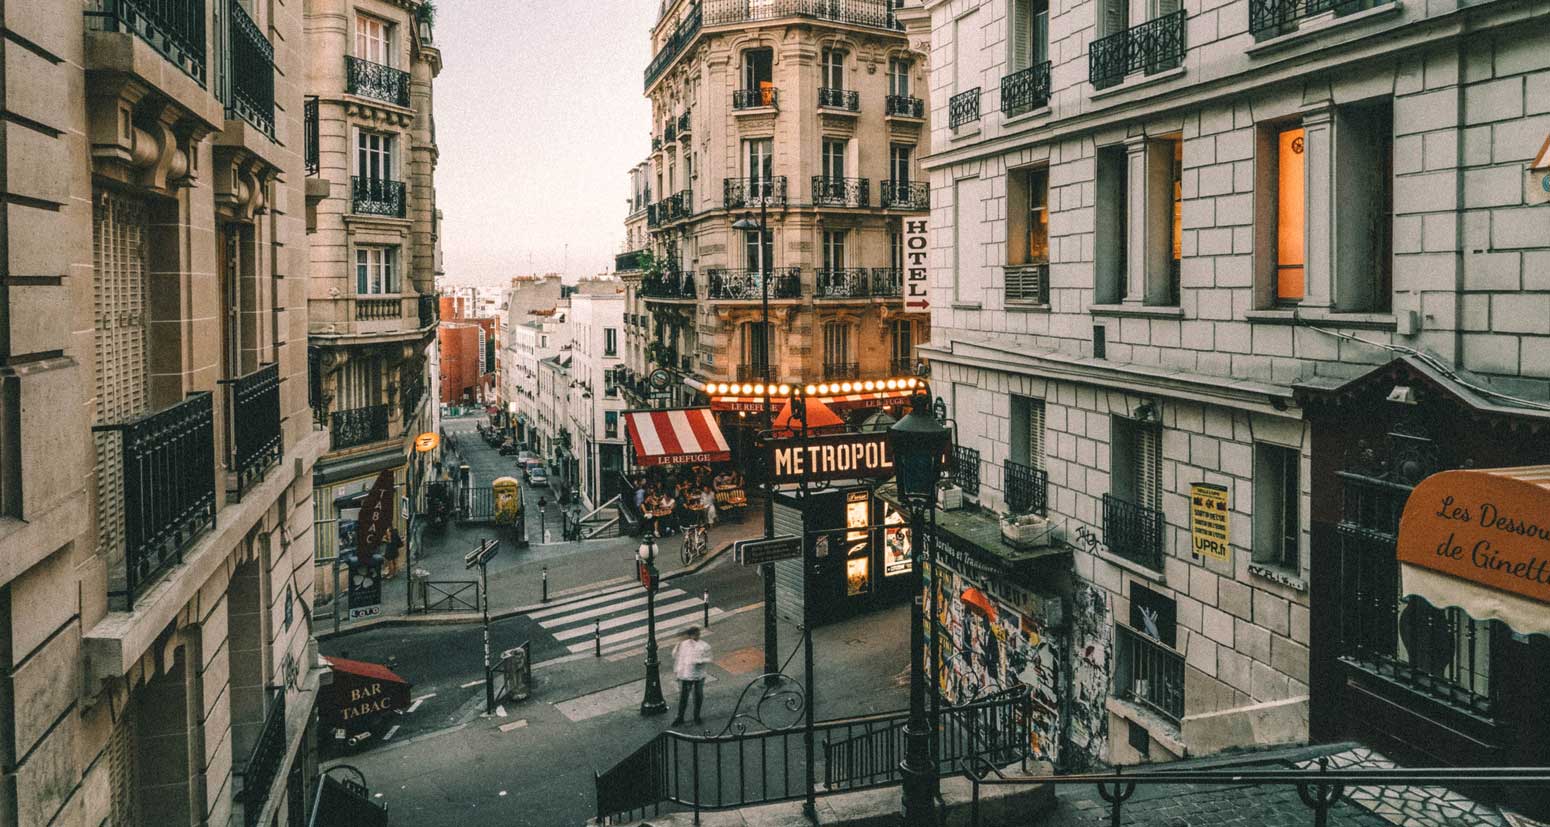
left=772, top=397, right=846, bottom=436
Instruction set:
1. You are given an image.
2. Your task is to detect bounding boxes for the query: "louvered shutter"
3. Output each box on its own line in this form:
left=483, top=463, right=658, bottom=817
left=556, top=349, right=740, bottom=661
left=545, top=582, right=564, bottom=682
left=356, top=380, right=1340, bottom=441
left=1102, top=0, right=1129, bottom=37
left=1137, top=424, right=1162, bottom=511
left=1010, top=0, right=1032, bottom=73
left=93, top=190, right=151, bottom=562
left=1150, top=0, right=1179, bottom=17
left=108, top=703, right=140, bottom=825
left=1028, top=399, right=1046, bottom=470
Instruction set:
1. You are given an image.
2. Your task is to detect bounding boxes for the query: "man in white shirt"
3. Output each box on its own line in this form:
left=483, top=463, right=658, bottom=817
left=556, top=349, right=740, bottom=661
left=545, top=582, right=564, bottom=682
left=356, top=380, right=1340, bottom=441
left=671, top=626, right=712, bottom=726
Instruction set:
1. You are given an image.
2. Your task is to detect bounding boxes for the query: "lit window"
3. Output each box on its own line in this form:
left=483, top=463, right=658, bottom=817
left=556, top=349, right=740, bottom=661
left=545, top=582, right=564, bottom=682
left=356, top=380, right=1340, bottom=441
left=1276, top=127, right=1306, bottom=302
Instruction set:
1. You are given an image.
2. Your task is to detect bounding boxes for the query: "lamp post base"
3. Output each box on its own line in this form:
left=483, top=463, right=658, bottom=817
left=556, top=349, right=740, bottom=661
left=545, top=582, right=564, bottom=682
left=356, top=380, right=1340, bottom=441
left=641, top=659, right=668, bottom=715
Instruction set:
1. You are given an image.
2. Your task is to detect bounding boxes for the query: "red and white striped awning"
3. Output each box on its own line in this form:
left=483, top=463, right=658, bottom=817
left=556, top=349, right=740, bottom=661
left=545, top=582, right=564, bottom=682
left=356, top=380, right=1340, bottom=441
left=624, top=408, right=732, bottom=467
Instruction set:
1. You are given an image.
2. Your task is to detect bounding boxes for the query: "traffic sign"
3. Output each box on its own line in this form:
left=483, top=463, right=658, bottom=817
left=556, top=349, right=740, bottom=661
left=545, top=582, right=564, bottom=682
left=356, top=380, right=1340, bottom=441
left=735, top=535, right=802, bottom=565
left=464, top=538, right=500, bottom=569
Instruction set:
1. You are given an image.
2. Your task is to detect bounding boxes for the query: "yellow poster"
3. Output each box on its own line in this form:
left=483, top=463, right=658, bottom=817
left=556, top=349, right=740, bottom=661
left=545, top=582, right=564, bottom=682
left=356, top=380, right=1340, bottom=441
left=1189, top=482, right=1231, bottom=562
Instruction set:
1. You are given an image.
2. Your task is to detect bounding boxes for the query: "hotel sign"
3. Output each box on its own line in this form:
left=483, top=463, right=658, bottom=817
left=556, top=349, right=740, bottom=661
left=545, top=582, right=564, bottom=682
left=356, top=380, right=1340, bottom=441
left=769, top=432, right=895, bottom=484
left=1398, top=468, right=1550, bottom=604
left=903, top=218, right=929, bottom=311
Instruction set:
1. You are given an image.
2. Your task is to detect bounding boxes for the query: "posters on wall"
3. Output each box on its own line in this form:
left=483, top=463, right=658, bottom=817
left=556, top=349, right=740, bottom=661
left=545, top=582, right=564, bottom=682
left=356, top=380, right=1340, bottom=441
left=882, top=502, right=911, bottom=576
left=1189, top=482, right=1231, bottom=562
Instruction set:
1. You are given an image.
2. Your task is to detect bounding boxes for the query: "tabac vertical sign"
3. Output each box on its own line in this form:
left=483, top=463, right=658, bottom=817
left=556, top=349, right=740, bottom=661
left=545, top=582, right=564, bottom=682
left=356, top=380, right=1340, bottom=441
left=1189, top=482, right=1231, bottom=561
left=904, top=217, right=930, bottom=312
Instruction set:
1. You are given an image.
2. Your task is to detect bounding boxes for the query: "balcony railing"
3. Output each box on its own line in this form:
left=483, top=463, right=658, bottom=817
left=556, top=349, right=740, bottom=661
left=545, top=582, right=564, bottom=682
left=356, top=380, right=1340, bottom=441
left=949, top=88, right=981, bottom=128
left=652, top=135, right=664, bottom=152
left=677, top=111, right=692, bottom=135
left=890, top=356, right=918, bottom=376
left=304, top=96, right=320, bottom=176
left=85, top=0, right=206, bottom=85
left=400, top=375, right=425, bottom=431
left=642, top=271, right=697, bottom=299
left=705, top=268, right=802, bottom=300
left=1102, top=493, right=1166, bottom=570
left=724, top=176, right=788, bottom=209
left=646, top=203, right=663, bottom=228
left=950, top=444, right=981, bottom=497
left=352, top=176, right=406, bottom=218
left=733, top=87, right=779, bottom=109
left=356, top=297, right=399, bottom=321
left=664, top=122, right=678, bottom=142
left=668, top=189, right=694, bottom=221
left=812, top=176, right=869, bottom=208
left=871, top=268, right=903, bottom=297
left=94, top=393, right=217, bottom=611
left=736, top=364, right=780, bottom=382
left=1250, top=0, right=1388, bottom=38
left=644, top=1, right=703, bottom=90
left=1000, top=61, right=1052, bottom=117
left=616, top=249, right=648, bottom=272
left=818, top=87, right=860, bottom=111
left=1089, top=10, right=1186, bottom=90
left=1006, top=263, right=1050, bottom=305
left=815, top=268, right=872, bottom=299
left=345, top=55, right=411, bottom=107
left=823, top=362, right=860, bottom=381
left=1004, top=460, right=1048, bottom=516
left=885, top=94, right=925, bottom=118
left=881, top=180, right=929, bottom=210
left=702, top=0, right=904, bottom=31
left=223, top=364, right=281, bottom=501
left=238, top=687, right=287, bottom=827
left=418, top=294, right=438, bottom=328
left=1115, top=625, right=1185, bottom=724
left=331, top=404, right=390, bottom=451
left=227, top=0, right=275, bottom=136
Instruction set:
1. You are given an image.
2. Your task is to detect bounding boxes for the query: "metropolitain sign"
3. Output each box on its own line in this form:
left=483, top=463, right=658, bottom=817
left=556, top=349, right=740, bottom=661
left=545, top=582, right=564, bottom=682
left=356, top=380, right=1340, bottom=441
left=769, top=432, right=895, bottom=485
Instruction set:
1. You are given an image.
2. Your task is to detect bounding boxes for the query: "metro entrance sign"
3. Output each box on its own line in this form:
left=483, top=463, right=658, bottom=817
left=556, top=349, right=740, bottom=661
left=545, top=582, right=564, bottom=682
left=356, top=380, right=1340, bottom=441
left=768, top=431, right=895, bottom=485
left=736, top=535, right=802, bottom=565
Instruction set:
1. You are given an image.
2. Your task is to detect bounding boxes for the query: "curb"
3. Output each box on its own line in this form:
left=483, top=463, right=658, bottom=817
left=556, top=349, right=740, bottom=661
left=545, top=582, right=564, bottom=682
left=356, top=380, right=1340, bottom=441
left=315, top=538, right=737, bottom=640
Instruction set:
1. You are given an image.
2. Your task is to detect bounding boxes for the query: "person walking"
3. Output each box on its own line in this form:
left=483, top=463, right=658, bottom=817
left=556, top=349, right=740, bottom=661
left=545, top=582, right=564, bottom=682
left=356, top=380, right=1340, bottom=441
left=381, top=526, right=403, bottom=579
left=671, top=626, right=712, bottom=726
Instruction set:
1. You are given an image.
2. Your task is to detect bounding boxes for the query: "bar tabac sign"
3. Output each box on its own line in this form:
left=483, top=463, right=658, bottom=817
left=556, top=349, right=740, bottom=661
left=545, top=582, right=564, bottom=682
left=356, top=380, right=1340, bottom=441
left=769, top=432, right=895, bottom=484
left=1397, top=467, right=1550, bottom=604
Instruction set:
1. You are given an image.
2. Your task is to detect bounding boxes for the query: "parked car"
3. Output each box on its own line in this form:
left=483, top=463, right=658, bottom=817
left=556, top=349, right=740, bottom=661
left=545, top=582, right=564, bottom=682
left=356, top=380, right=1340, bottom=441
left=528, top=466, right=549, bottom=487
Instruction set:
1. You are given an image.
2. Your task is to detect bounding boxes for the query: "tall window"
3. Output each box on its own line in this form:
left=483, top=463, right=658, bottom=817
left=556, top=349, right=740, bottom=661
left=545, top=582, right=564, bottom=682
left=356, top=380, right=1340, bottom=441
left=888, top=57, right=911, bottom=96
left=1010, top=396, right=1046, bottom=469
left=355, top=14, right=392, bottom=64
left=1334, top=102, right=1393, bottom=312
left=741, top=321, right=772, bottom=371
left=1111, top=416, right=1162, bottom=511
left=1136, top=136, right=1182, bottom=306
left=823, top=322, right=852, bottom=367
left=356, top=131, right=395, bottom=181
left=889, top=144, right=912, bottom=185
left=1008, top=166, right=1049, bottom=265
left=744, top=138, right=773, bottom=184
left=1273, top=125, right=1306, bottom=303
left=605, top=411, right=619, bottom=439
left=743, top=48, right=773, bottom=92
left=744, top=229, right=773, bottom=271
left=1254, top=443, right=1300, bottom=572
left=821, top=48, right=845, bottom=90
left=604, top=328, right=618, bottom=356
left=1009, top=0, right=1050, bottom=70
left=823, top=230, right=846, bottom=270
left=890, top=319, right=914, bottom=370
left=356, top=247, right=399, bottom=295
left=1095, top=146, right=1128, bottom=303
left=890, top=227, right=904, bottom=272
left=822, top=139, right=846, bottom=179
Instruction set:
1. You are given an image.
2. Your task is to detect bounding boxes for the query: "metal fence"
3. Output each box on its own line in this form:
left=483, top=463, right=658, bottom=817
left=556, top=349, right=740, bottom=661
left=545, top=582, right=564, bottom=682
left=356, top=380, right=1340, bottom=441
left=420, top=580, right=479, bottom=613
left=1114, top=624, right=1185, bottom=723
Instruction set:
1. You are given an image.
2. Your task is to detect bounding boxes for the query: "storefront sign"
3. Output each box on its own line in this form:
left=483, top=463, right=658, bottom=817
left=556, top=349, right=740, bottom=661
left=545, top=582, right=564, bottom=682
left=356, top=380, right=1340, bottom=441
left=769, top=432, right=895, bottom=484
left=414, top=432, right=440, bottom=452
left=736, top=535, right=802, bottom=565
left=1189, top=482, right=1231, bottom=562
left=1398, top=468, right=1550, bottom=605
left=903, top=218, right=929, bottom=311
left=357, top=469, right=397, bottom=553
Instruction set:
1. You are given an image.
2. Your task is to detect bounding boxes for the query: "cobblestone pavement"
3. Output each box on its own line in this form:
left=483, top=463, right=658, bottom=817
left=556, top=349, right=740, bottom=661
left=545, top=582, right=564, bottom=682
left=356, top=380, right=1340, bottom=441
left=1046, top=778, right=1387, bottom=827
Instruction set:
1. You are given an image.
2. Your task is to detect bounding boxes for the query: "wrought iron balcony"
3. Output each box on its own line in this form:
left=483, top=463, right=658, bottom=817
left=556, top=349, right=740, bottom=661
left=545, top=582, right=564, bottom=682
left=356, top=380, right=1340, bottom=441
left=331, top=404, right=390, bottom=451
left=1116, top=625, right=1185, bottom=723
left=736, top=364, right=780, bottom=382
left=1089, top=10, right=1186, bottom=90
left=641, top=271, right=697, bottom=299
left=345, top=55, right=411, bottom=107
left=949, top=88, right=981, bottom=128
left=814, top=268, right=872, bottom=299
left=702, top=0, right=904, bottom=30
left=812, top=176, right=869, bottom=208
left=652, top=135, right=664, bottom=152
left=950, top=444, right=981, bottom=497
left=238, top=687, right=287, bottom=827
left=1004, top=460, right=1048, bottom=516
left=94, top=392, right=217, bottom=611
left=223, top=364, right=281, bottom=501
left=677, top=111, right=692, bottom=136
left=352, top=176, right=406, bottom=218
left=1006, top=263, right=1050, bottom=305
left=818, top=87, right=860, bottom=111
left=668, top=189, right=694, bottom=221
left=646, top=203, right=663, bottom=228
left=418, top=294, right=438, bottom=328
left=885, top=95, right=925, bottom=118
left=304, top=97, right=320, bottom=176
left=615, top=249, right=648, bottom=272
left=870, top=268, right=903, bottom=298
left=644, top=1, right=703, bottom=90
left=705, top=268, right=802, bottom=300
left=1250, top=0, right=1389, bottom=38
left=881, top=180, right=929, bottom=210
left=823, top=362, right=860, bottom=381
left=664, top=122, right=678, bottom=142
left=723, top=176, right=788, bottom=209
left=227, top=0, right=275, bottom=136
left=1103, top=493, right=1166, bottom=570
left=355, top=297, right=399, bottom=321
left=1001, top=61, right=1052, bottom=117
left=85, top=0, right=206, bottom=84
left=733, top=87, right=779, bottom=109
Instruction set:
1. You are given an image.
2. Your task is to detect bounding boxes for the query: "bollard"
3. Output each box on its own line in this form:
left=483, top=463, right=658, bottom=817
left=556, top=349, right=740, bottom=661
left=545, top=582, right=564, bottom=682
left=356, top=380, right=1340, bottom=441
left=703, top=591, right=710, bottom=627
left=594, top=618, right=601, bottom=657
left=542, top=566, right=549, bottom=603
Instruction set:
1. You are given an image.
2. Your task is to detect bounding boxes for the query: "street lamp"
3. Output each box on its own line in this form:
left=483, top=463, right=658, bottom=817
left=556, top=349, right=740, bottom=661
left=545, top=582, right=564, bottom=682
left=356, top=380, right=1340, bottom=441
left=638, top=536, right=668, bottom=715
left=888, top=392, right=950, bottom=826
left=731, top=205, right=780, bottom=682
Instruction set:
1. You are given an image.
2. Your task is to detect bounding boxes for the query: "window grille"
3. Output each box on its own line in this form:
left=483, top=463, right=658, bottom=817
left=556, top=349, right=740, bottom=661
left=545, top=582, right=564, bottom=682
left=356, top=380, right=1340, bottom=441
left=93, top=190, right=151, bottom=564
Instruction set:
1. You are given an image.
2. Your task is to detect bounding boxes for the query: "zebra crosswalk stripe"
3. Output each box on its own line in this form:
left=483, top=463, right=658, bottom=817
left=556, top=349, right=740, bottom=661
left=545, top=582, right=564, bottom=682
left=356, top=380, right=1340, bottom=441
left=528, top=584, right=725, bottom=655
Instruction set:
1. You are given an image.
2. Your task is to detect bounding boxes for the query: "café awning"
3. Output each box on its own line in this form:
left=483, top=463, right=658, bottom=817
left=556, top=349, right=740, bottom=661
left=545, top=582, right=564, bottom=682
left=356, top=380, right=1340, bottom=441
left=624, top=407, right=731, bottom=466
left=1397, top=465, right=1550, bottom=637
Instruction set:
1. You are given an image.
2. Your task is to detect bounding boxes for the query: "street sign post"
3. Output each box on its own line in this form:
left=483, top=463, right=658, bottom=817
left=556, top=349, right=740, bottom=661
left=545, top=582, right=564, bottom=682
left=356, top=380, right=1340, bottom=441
left=736, top=535, right=802, bottom=565
left=464, top=538, right=501, bottom=713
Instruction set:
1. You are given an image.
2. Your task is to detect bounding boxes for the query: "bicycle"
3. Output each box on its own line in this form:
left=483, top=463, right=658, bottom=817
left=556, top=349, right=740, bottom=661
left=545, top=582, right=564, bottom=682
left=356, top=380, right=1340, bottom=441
left=680, top=522, right=708, bottom=566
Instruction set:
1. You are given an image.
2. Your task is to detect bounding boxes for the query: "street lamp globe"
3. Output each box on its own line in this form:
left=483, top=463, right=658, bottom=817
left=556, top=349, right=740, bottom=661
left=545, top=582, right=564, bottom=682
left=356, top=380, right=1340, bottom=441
left=638, top=537, right=656, bottom=562
left=888, top=394, right=949, bottom=506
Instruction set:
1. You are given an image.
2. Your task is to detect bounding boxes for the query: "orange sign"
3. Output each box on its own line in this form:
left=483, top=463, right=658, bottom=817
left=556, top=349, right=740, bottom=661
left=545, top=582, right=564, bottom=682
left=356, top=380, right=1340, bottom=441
left=1397, top=468, right=1550, bottom=605
left=414, top=432, right=440, bottom=452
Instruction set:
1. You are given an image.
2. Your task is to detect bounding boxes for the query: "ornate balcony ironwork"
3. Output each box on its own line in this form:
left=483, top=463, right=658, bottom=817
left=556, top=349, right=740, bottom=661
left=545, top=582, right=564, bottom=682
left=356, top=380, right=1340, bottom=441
left=702, top=0, right=904, bottom=30
left=723, top=176, right=788, bottom=209
left=652, top=135, right=664, bottom=152
left=641, top=270, right=697, bottom=299
left=355, top=297, right=399, bottom=321
left=1004, top=460, right=1048, bottom=516
left=668, top=189, right=694, bottom=221
left=1116, top=625, right=1185, bottom=723
left=949, top=88, right=981, bottom=128
left=418, top=294, right=438, bottom=328
left=304, top=97, right=320, bottom=176
left=345, top=55, right=411, bottom=107
left=812, top=176, right=869, bottom=208
left=238, top=687, right=287, bottom=827
left=818, top=87, right=860, bottom=111
left=1103, top=493, right=1166, bottom=570
left=870, top=268, right=903, bottom=298
left=94, top=392, right=217, bottom=611
left=646, top=203, right=663, bottom=228
left=331, top=404, right=390, bottom=451
left=880, top=180, right=929, bottom=210
left=616, top=249, right=648, bottom=272
left=950, top=444, right=981, bottom=497
left=733, top=87, right=779, bottom=109
left=1250, top=0, right=1388, bottom=38
left=1089, top=10, right=1186, bottom=90
left=664, top=122, right=678, bottom=142
left=644, top=1, right=703, bottom=90
left=815, top=268, right=871, bottom=299
left=227, top=0, right=275, bottom=136
left=352, top=176, right=406, bottom=218
left=705, top=268, right=802, bottom=300
left=1005, top=263, right=1050, bottom=305
left=677, top=111, right=692, bottom=136
left=823, top=362, right=860, bottom=381
left=885, top=94, right=924, bottom=118
left=1000, top=61, right=1052, bottom=117
left=223, top=363, right=281, bottom=501
left=85, top=0, right=206, bottom=85
left=736, top=364, right=780, bottom=382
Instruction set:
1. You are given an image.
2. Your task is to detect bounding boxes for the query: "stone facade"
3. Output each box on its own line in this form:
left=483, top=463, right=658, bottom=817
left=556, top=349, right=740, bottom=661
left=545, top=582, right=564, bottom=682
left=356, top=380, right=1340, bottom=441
left=0, top=1, right=324, bottom=823
left=921, top=0, right=1549, bottom=765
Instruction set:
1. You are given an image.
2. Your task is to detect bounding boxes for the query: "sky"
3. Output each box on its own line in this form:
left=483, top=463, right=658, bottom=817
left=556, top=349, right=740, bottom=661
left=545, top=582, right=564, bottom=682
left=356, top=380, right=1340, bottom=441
left=433, top=1, right=653, bottom=294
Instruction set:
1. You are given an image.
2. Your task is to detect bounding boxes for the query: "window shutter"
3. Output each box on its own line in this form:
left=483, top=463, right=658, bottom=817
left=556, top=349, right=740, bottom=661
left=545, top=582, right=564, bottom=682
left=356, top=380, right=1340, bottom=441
left=1138, top=424, right=1162, bottom=511
left=1102, top=0, right=1129, bottom=37
left=1150, top=0, right=1179, bottom=17
left=108, top=704, right=139, bottom=825
left=1029, top=399, right=1046, bottom=469
left=93, top=190, right=150, bottom=564
left=1011, top=0, right=1032, bottom=73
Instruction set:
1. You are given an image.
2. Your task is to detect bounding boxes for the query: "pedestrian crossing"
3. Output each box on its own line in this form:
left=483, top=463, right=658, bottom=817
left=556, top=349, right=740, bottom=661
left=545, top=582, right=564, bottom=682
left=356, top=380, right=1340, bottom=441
left=528, top=581, right=726, bottom=656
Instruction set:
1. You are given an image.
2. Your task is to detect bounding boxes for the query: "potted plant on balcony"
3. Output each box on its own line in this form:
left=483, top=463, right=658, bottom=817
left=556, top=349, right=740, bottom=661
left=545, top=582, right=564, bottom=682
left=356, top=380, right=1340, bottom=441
left=936, top=477, right=964, bottom=511
left=1000, top=512, right=1060, bottom=550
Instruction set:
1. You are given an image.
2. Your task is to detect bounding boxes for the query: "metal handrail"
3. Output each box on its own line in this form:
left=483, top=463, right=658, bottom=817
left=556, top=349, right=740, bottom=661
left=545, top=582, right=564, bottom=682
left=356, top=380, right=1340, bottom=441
left=227, top=0, right=275, bottom=136
left=1089, top=9, right=1186, bottom=90
left=222, top=363, right=282, bottom=501
left=351, top=176, right=406, bottom=218
left=1000, top=60, right=1051, bottom=116
left=85, top=0, right=206, bottom=84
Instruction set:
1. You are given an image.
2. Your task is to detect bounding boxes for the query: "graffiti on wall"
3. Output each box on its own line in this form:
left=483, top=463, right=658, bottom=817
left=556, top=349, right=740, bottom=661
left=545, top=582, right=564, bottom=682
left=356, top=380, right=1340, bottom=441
left=1066, top=583, right=1112, bottom=771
